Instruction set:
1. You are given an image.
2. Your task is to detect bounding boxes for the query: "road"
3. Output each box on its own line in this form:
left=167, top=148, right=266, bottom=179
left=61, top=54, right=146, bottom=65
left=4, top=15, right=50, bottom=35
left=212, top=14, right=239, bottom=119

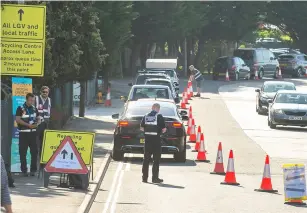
left=89, top=77, right=307, bottom=213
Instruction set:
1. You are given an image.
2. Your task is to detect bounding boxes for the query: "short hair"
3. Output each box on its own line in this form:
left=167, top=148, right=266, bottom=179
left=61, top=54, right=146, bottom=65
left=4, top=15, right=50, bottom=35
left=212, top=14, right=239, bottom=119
left=189, top=65, right=194, bottom=70
left=26, top=93, right=35, bottom=100
left=41, top=86, right=50, bottom=91
left=152, top=103, right=160, bottom=110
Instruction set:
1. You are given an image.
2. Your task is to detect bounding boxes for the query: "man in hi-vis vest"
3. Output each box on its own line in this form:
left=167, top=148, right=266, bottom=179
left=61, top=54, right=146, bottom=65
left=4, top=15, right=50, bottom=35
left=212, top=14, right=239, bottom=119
left=35, top=86, right=51, bottom=154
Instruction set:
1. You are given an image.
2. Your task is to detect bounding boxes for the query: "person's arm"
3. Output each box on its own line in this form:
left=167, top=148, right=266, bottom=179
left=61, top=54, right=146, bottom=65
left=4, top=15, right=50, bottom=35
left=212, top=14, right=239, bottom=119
left=1, top=156, right=13, bottom=213
left=158, top=114, right=167, bottom=133
left=15, top=107, right=30, bottom=128
left=140, top=116, right=145, bottom=131
left=35, top=108, right=41, bottom=125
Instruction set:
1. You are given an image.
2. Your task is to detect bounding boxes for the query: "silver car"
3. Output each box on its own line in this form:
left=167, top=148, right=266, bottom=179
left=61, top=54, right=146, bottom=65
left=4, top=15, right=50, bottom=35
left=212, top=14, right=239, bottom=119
left=268, top=90, right=307, bottom=128
left=278, top=54, right=307, bottom=78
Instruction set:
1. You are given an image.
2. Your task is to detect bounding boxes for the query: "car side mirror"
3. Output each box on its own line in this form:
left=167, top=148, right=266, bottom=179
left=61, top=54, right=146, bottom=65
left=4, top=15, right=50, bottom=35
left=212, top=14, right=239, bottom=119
left=181, top=115, right=188, bottom=121
left=255, top=89, right=260, bottom=92
left=128, top=83, right=133, bottom=86
left=268, top=100, right=273, bottom=104
left=112, top=113, right=119, bottom=119
left=179, top=110, right=187, bottom=116
left=120, top=96, right=127, bottom=102
left=270, top=57, right=274, bottom=61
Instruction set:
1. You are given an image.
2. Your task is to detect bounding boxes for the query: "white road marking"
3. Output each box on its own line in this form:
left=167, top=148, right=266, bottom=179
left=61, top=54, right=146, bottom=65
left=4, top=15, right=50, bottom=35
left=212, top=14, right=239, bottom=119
left=110, top=170, right=125, bottom=213
left=102, top=162, right=123, bottom=213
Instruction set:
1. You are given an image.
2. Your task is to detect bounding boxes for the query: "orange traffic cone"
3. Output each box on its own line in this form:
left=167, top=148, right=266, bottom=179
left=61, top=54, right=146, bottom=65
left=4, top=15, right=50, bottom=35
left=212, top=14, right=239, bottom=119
left=196, top=135, right=210, bottom=162
left=277, top=68, right=282, bottom=79
left=193, top=126, right=201, bottom=151
left=104, top=88, right=111, bottom=107
left=210, top=142, right=226, bottom=175
left=255, top=69, right=259, bottom=80
left=225, top=69, right=230, bottom=81
left=188, top=119, right=196, bottom=142
left=188, top=81, right=193, bottom=98
left=180, top=92, right=187, bottom=109
left=255, top=155, right=278, bottom=193
left=186, top=110, right=193, bottom=127
left=189, top=106, right=192, bottom=117
left=220, top=150, right=240, bottom=186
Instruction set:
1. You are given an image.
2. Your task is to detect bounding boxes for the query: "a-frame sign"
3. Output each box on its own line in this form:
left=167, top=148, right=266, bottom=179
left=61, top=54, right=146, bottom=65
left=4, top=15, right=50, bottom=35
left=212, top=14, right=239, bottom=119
left=44, top=136, right=88, bottom=174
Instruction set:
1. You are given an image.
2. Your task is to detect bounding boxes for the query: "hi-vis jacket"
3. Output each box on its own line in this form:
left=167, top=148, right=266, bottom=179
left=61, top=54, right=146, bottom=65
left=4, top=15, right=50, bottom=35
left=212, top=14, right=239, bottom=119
left=193, top=69, right=203, bottom=81
left=144, top=111, right=159, bottom=136
left=17, top=103, right=38, bottom=132
left=35, top=95, right=51, bottom=122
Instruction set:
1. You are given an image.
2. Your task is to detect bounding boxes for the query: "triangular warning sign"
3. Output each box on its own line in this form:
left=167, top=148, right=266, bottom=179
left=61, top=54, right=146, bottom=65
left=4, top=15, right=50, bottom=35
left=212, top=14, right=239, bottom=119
left=44, top=136, right=88, bottom=174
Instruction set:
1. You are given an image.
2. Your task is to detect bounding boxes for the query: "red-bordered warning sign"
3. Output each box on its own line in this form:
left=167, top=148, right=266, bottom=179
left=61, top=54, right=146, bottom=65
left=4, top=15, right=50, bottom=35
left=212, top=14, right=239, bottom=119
left=44, top=136, right=88, bottom=174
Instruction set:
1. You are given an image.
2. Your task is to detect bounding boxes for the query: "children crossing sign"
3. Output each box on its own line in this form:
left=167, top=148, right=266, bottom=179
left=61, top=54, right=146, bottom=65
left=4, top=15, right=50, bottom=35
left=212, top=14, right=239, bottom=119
left=44, top=136, right=88, bottom=174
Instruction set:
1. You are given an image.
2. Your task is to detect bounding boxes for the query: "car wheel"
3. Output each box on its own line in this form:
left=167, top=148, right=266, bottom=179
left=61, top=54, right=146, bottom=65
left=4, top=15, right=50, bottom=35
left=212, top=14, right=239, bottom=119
left=174, top=150, right=186, bottom=162
left=296, top=68, right=303, bottom=78
left=269, top=119, right=276, bottom=129
left=112, top=149, right=124, bottom=161
left=259, top=69, right=264, bottom=79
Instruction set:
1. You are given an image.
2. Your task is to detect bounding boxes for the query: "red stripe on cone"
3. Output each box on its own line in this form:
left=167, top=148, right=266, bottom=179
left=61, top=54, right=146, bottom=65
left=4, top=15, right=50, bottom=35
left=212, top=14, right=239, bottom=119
left=210, top=142, right=226, bottom=175
left=196, top=135, right=210, bottom=162
left=188, top=119, right=196, bottom=142
left=254, top=155, right=278, bottom=193
left=194, top=127, right=201, bottom=151
left=104, top=88, right=111, bottom=106
left=220, top=150, right=240, bottom=186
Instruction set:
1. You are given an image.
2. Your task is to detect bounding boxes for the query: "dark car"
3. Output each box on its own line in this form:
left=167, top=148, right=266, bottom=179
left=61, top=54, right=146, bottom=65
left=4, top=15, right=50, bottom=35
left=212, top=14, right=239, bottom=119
left=268, top=91, right=307, bottom=128
left=213, top=56, right=250, bottom=80
left=234, top=48, right=280, bottom=79
left=255, top=81, right=296, bottom=114
left=128, top=73, right=170, bottom=86
left=111, top=99, right=188, bottom=162
left=278, top=54, right=307, bottom=78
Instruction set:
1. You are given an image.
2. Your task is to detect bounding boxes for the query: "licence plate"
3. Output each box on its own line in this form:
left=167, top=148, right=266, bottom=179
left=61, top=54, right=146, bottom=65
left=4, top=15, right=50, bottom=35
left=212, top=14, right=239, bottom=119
left=140, top=138, right=145, bottom=143
left=289, top=116, right=303, bottom=120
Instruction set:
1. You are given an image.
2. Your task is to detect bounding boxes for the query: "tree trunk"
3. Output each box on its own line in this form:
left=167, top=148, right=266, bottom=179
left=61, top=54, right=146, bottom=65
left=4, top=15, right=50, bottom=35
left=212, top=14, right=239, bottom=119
left=79, top=80, right=86, bottom=117
left=194, top=37, right=205, bottom=69
left=187, top=38, right=192, bottom=66
left=160, top=42, right=166, bottom=57
left=140, top=41, right=148, bottom=69
left=130, top=40, right=141, bottom=76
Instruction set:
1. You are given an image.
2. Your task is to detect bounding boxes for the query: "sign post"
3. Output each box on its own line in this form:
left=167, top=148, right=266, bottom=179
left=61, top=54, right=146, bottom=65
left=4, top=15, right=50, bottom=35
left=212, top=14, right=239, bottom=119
left=282, top=164, right=307, bottom=205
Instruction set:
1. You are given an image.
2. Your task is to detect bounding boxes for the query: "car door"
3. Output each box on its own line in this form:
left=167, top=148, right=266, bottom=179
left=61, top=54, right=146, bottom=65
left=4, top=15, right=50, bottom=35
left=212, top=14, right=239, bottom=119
left=238, top=57, right=248, bottom=77
left=261, top=50, right=271, bottom=75
left=268, top=50, right=278, bottom=75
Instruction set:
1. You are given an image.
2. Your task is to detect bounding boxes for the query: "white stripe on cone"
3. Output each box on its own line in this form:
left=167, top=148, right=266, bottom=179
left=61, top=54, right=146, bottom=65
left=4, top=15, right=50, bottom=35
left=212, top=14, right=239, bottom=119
left=263, top=164, right=271, bottom=178
left=190, top=125, right=195, bottom=134
left=199, top=139, right=205, bottom=152
left=226, top=158, right=235, bottom=172
left=196, top=132, right=201, bottom=143
left=216, top=150, right=223, bottom=163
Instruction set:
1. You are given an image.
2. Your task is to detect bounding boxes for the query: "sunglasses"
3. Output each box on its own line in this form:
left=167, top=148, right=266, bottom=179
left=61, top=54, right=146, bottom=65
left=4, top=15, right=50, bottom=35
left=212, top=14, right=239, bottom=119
left=41, top=91, right=49, bottom=94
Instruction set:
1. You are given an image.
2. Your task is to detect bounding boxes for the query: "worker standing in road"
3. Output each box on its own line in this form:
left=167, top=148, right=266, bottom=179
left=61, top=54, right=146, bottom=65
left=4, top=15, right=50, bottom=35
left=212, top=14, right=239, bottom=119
left=140, top=103, right=167, bottom=183
left=35, top=86, right=51, bottom=155
left=189, top=65, right=203, bottom=97
left=15, top=93, right=40, bottom=177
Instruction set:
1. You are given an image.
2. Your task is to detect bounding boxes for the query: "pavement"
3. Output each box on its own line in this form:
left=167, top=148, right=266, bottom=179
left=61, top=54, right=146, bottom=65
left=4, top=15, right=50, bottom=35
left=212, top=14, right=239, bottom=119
left=8, top=99, right=123, bottom=213
left=88, top=77, right=307, bottom=213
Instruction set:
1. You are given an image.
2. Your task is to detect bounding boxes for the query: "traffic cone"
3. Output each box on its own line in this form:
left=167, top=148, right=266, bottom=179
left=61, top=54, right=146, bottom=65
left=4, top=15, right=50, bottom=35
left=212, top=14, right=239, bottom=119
left=104, top=88, right=111, bottom=107
left=277, top=68, right=282, bottom=79
left=255, top=70, right=259, bottom=80
left=188, top=119, right=196, bottom=142
left=188, top=81, right=194, bottom=98
left=180, top=99, right=187, bottom=109
left=225, top=69, right=230, bottom=81
left=189, top=106, right=192, bottom=118
left=210, top=142, right=226, bottom=175
left=255, top=155, right=278, bottom=193
left=196, top=135, right=210, bottom=162
left=186, top=115, right=192, bottom=134
left=193, top=126, right=201, bottom=152
left=220, top=150, right=240, bottom=186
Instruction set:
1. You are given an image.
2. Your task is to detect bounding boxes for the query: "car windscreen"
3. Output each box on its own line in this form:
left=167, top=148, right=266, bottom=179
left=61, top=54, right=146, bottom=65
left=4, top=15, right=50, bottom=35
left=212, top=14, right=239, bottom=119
left=234, top=50, right=254, bottom=61
left=132, top=88, right=170, bottom=100
left=275, top=93, right=307, bottom=104
left=126, top=106, right=176, bottom=117
left=146, top=80, right=171, bottom=88
left=136, top=75, right=167, bottom=84
left=278, top=55, right=295, bottom=61
left=147, top=70, right=174, bottom=77
left=263, top=84, right=295, bottom=92
left=215, top=58, right=230, bottom=68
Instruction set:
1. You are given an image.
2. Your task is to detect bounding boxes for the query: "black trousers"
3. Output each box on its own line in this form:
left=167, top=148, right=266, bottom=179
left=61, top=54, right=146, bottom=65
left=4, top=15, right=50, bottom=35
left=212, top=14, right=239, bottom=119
left=19, top=131, right=38, bottom=173
left=142, top=136, right=161, bottom=179
left=37, top=122, right=48, bottom=154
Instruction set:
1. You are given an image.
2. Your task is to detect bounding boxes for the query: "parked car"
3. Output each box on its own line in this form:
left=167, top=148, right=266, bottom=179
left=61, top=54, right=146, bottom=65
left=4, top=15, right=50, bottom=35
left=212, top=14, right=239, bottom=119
left=212, top=56, right=251, bottom=80
left=268, top=90, right=307, bottom=128
left=255, top=81, right=296, bottom=114
left=278, top=54, right=307, bottom=78
left=111, top=99, right=188, bottom=162
left=233, top=48, right=280, bottom=79
left=128, top=72, right=171, bottom=86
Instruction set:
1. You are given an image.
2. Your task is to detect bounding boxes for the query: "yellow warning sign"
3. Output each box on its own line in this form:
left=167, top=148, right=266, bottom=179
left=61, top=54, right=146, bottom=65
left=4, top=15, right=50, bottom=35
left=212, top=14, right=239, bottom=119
left=40, top=130, right=95, bottom=165
left=1, top=4, right=46, bottom=40
left=1, top=4, right=46, bottom=77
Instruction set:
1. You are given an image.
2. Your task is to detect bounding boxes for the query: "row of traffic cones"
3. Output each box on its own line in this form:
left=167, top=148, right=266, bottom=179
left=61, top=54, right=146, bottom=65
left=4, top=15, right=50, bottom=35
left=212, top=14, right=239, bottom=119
left=225, top=68, right=283, bottom=81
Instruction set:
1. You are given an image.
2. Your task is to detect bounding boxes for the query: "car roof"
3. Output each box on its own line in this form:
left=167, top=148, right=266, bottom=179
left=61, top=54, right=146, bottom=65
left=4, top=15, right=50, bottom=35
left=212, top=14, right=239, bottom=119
left=276, top=90, right=307, bottom=94
left=145, top=78, right=172, bottom=82
left=127, top=98, right=176, bottom=108
left=263, top=81, right=295, bottom=86
left=137, top=73, right=168, bottom=77
left=236, top=48, right=268, bottom=50
left=131, top=85, right=170, bottom=89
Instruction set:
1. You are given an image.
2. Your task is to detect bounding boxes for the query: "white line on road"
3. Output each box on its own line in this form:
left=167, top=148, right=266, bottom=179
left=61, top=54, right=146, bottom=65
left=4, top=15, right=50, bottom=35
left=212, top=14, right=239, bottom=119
left=110, top=170, right=125, bottom=213
left=102, top=162, right=123, bottom=213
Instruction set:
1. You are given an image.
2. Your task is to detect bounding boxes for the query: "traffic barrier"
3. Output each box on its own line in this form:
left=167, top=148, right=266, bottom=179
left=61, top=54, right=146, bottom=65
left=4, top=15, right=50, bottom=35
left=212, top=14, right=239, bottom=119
left=277, top=68, right=282, bottom=79
left=225, top=69, right=230, bottom=81
left=188, top=119, right=196, bottom=142
left=97, top=92, right=103, bottom=104
left=196, top=135, right=210, bottom=162
left=255, top=155, right=278, bottom=193
left=194, top=126, right=201, bottom=151
left=255, top=70, right=259, bottom=80
left=210, top=142, right=226, bottom=175
left=188, top=81, right=193, bottom=98
left=220, top=150, right=240, bottom=186
left=104, top=88, right=111, bottom=107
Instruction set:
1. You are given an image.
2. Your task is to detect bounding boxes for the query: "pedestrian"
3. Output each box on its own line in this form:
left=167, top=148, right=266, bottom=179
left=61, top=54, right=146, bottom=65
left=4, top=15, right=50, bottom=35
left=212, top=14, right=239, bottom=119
left=1, top=155, right=13, bottom=213
left=15, top=93, right=40, bottom=177
left=34, top=86, right=51, bottom=154
left=140, top=103, right=167, bottom=183
left=189, top=65, right=204, bottom=97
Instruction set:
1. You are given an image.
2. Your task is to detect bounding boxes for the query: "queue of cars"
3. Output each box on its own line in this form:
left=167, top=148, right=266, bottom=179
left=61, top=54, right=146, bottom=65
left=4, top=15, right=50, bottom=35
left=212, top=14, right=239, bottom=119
left=112, top=59, right=188, bottom=162
left=213, top=48, right=307, bottom=80
left=255, top=81, right=307, bottom=129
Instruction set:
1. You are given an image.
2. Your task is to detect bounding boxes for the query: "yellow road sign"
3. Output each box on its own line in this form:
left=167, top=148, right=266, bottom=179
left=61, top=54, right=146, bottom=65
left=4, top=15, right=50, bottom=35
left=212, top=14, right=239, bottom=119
left=1, top=4, right=46, bottom=40
left=1, top=4, right=46, bottom=77
left=40, top=130, right=95, bottom=165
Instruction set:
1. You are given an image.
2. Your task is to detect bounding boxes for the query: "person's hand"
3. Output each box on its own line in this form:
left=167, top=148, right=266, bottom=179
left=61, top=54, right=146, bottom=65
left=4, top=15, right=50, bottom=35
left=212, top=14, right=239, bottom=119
left=162, top=128, right=167, bottom=133
left=28, top=124, right=37, bottom=129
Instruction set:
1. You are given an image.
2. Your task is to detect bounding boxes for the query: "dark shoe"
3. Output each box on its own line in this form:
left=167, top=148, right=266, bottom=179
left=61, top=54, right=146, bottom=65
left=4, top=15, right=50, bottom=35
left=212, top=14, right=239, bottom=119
left=152, top=178, right=163, bottom=183
left=22, top=172, right=28, bottom=177
left=9, top=183, right=16, bottom=188
left=195, top=93, right=201, bottom=97
left=30, top=172, right=36, bottom=176
left=142, top=178, right=148, bottom=183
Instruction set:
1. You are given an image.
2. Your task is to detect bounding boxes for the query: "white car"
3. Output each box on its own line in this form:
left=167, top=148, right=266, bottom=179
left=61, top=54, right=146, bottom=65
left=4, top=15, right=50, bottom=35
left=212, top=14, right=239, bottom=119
left=144, top=78, right=179, bottom=103
left=145, top=69, right=179, bottom=93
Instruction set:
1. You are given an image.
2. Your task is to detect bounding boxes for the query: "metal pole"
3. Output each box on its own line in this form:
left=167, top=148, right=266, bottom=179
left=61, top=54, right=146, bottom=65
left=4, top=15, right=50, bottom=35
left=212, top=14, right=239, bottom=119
left=184, top=38, right=187, bottom=77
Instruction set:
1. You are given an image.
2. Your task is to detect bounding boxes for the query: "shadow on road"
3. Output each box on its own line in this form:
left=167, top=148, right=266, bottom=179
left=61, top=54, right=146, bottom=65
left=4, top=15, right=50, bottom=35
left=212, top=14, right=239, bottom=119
left=147, top=182, right=185, bottom=189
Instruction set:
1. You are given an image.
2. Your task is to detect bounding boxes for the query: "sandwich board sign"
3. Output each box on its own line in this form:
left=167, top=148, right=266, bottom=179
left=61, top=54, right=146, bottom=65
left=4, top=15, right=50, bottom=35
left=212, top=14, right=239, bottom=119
left=44, top=136, right=88, bottom=174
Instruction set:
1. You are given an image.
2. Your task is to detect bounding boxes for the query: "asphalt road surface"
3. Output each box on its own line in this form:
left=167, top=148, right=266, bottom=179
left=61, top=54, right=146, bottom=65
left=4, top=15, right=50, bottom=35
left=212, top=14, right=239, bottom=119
left=90, top=77, right=307, bottom=213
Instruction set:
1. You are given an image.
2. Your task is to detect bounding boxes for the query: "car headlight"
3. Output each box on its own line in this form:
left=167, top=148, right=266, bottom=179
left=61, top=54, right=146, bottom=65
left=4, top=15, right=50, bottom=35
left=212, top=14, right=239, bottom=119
left=274, top=109, right=283, bottom=114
